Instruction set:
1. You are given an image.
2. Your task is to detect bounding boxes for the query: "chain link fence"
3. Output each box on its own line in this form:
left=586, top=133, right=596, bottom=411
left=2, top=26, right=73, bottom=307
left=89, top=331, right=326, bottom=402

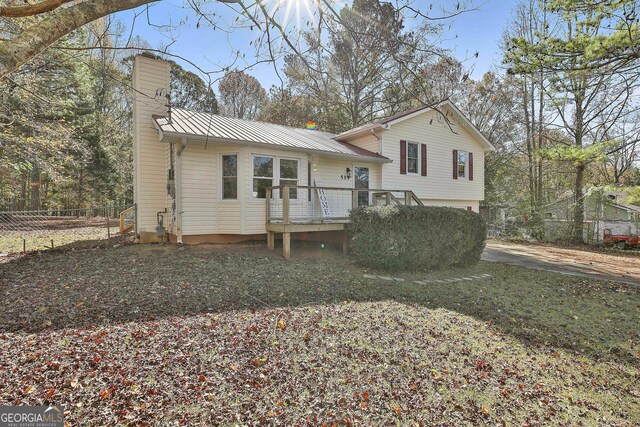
left=0, top=206, right=134, bottom=254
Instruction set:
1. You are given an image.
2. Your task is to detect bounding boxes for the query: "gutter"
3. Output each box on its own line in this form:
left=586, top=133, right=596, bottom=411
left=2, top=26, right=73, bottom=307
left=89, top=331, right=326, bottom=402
left=370, top=128, right=383, bottom=155
left=175, top=139, right=186, bottom=244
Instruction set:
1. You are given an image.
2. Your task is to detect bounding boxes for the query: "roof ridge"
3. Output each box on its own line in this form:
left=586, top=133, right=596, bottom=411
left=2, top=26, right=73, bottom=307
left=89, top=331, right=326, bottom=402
left=170, top=107, right=336, bottom=137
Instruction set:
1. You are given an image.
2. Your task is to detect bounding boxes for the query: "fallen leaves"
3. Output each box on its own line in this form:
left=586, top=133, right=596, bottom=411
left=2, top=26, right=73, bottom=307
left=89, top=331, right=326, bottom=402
left=251, top=358, right=268, bottom=367
left=0, top=302, right=637, bottom=425
left=0, top=244, right=638, bottom=425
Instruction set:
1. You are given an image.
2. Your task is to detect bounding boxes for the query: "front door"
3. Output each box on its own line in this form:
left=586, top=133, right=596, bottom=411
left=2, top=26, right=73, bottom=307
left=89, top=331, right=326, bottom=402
left=354, top=166, right=370, bottom=207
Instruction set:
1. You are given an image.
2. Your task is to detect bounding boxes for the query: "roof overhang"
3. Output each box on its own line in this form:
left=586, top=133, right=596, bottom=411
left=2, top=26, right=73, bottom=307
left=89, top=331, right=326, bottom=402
left=335, top=100, right=496, bottom=152
left=152, top=122, right=392, bottom=164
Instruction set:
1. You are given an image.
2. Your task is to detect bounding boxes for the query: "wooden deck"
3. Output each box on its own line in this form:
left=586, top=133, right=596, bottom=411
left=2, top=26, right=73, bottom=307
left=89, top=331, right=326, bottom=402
left=265, top=185, right=422, bottom=258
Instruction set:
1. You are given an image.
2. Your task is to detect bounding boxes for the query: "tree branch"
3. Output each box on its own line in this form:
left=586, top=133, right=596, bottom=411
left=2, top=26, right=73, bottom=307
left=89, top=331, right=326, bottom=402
left=0, top=0, right=160, bottom=78
left=0, top=0, right=74, bottom=18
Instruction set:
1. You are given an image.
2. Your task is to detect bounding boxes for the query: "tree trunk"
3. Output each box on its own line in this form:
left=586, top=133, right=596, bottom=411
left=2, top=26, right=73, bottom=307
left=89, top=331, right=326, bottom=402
left=77, top=168, right=84, bottom=210
left=572, top=96, right=585, bottom=244
left=30, top=167, right=40, bottom=210
left=573, top=163, right=585, bottom=243
left=521, top=77, right=536, bottom=216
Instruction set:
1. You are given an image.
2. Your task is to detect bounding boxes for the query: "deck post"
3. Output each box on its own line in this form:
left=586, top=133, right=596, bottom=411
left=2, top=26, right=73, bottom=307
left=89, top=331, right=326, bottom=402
left=386, top=192, right=391, bottom=205
left=404, top=191, right=412, bottom=206
left=342, top=231, right=349, bottom=255
left=267, top=231, right=275, bottom=250
left=283, top=186, right=290, bottom=225
left=283, top=232, right=291, bottom=259
left=266, top=188, right=271, bottom=222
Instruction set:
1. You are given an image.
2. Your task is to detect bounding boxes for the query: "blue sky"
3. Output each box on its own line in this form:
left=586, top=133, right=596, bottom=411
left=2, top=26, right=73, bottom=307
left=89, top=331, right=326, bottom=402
left=115, top=0, right=511, bottom=90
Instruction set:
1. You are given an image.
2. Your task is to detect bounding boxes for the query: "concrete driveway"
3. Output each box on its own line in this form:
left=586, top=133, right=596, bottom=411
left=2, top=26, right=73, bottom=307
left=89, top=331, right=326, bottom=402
left=482, top=241, right=640, bottom=286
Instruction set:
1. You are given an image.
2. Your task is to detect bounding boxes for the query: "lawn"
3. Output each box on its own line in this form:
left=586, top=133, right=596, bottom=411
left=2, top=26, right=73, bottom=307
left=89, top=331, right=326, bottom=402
left=0, top=242, right=638, bottom=425
left=0, top=217, right=119, bottom=253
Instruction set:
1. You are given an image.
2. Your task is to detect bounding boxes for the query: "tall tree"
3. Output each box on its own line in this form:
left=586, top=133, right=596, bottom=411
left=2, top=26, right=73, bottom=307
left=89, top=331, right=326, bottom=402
left=596, top=116, right=640, bottom=185
left=502, top=0, right=551, bottom=235
left=457, top=72, right=523, bottom=209
left=506, top=0, right=640, bottom=242
left=258, top=86, right=316, bottom=128
left=218, top=70, right=265, bottom=120
left=284, top=0, right=441, bottom=130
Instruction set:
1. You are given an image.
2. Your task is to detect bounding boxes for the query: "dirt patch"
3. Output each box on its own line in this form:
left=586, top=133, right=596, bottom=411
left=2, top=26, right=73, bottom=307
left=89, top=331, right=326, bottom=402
left=484, top=241, right=640, bottom=284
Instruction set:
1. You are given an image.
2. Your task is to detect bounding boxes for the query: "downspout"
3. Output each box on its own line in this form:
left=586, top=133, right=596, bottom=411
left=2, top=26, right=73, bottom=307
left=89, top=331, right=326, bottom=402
left=176, top=138, right=186, bottom=244
left=370, top=129, right=382, bottom=155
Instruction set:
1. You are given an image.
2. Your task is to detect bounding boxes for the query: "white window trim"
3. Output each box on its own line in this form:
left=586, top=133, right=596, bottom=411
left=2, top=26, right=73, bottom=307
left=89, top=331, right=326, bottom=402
left=250, top=154, right=301, bottom=200
left=278, top=157, right=301, bottom=201
left=406, top=141, right=420, bottom=175
left=457, top=150, right=468, bottom=180
left=353, top=164, right=371, bottom=206
left=219, top=152, right=240, bottom=202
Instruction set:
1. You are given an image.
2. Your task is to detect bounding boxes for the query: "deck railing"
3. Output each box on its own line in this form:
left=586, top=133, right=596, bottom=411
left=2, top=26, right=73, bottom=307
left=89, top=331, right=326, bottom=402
left=265, top=185, right=423, bottom=225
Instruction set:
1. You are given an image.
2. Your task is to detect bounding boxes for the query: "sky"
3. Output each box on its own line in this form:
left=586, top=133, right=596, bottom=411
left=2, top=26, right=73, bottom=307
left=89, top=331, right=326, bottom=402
left=115, top=0, right=512, bottom=90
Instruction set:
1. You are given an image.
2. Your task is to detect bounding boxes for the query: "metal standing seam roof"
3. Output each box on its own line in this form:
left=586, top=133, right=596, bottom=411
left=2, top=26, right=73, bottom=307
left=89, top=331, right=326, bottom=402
left=152, top=108, right=389, bottom=161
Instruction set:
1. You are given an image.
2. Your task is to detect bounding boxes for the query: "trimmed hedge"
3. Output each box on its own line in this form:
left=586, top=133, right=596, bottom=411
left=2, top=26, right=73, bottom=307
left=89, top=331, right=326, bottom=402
left=349, top=205, right=486, bottom=271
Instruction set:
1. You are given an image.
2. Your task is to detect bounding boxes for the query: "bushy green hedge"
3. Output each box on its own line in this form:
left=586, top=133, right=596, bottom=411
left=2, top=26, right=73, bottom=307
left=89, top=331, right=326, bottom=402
left=349, top=205, right=486, bottom=271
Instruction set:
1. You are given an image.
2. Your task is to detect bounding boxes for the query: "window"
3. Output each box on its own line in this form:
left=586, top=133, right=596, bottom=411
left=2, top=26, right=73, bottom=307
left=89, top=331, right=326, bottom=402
left=221, top=155, right=237, bottom=199
left=279, top=158, right=299, bottom=199
left=354, top=166, right=370, bottom=207
left=251, top=155, right=300, bottom=199
left=253, top=156, right=274, bottom=198
left=457, top=151, right=467, bottom=178
left=407, top=142, right=419, bottom=174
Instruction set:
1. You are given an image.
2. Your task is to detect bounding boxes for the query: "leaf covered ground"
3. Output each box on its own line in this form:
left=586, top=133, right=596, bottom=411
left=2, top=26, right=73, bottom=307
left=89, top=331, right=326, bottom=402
left=0, top=242, right=639, bottom=425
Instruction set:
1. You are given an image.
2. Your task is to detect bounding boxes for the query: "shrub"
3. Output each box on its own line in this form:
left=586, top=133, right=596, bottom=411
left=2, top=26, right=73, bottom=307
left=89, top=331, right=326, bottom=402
left=349, top=205, right=486, bottom=271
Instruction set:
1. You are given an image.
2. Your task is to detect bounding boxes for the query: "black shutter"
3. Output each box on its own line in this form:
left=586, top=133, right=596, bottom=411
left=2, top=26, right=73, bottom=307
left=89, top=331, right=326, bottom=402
left=400, top=140, right=407, bottom=175
left=452, top=149, right=458, bottom=179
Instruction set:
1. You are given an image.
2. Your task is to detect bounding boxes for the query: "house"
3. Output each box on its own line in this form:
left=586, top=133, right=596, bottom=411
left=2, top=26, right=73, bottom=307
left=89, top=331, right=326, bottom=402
left=543, top=187, right=640, bottom=242
left=132, top=55, right=494, bottom=256
left=544, top=187, right=640, bottom=222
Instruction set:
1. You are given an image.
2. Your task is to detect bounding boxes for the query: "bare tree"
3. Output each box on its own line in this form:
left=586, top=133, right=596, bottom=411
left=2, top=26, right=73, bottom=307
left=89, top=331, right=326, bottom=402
left=597, top=117, right=640, bottom=185
left=218, top=70, right=265, bottom=120
left=0, top=0, right=480, bottom=80
left=506, top=0, right=640, bottom=242
left=502, top=0, right=553, bottom=231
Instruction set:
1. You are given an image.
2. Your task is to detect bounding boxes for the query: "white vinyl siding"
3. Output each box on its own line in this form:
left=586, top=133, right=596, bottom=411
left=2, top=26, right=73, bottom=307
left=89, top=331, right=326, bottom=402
left=380, top=106, right=485, bottom=202
left=419, top=199, right=480, bottom=213
left=340, top=133, right=381, bottom=154
left=132, top=56, right=171, bottom=234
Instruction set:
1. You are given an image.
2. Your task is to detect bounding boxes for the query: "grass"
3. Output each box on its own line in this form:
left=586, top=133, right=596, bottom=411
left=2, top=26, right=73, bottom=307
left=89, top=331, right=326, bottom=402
left=0, top=217, right=119, bottom=253
left=0, top=242, right=638, bottom=425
